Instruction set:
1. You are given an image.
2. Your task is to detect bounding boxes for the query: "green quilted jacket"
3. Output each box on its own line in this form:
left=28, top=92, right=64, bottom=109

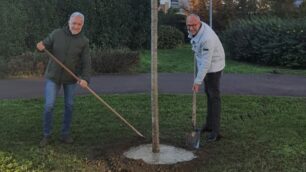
left=43, top=26, right=91, bottom=84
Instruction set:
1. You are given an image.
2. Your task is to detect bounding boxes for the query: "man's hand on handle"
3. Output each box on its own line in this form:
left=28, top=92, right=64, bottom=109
left=78, top=79, right=88, bottom=88
left=37, top=42, right=88, bottom=89
left=36, top=41, right=45, bottom=51
left=192, top=84, right=200, bottom=93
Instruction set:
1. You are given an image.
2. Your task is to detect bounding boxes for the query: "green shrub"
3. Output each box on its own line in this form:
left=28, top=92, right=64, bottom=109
left=7, top=53, right=35, bottom=76
left=4, top=52, right=48, bottom=78
left=0, top=48, right=140, bottom=78
left=0, top=1, right=28, bottom=56
left=0, top=57, right=8, bottom=78
left=158, top=25, right=184, bottom=49
left=32, top=52, right=49, bottom=75
left=91, top=48, right=140, bottom=73
left=159, top=12, right=188, bottom=42
left=221, top=16, right=306, bottom=68
left=0, top=0, right=150, bottom=57
left=0, top=152, right=38, bottom=172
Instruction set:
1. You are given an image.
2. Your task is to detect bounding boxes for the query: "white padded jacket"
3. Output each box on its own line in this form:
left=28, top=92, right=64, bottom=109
left=189, top=22, right=225, bottom=85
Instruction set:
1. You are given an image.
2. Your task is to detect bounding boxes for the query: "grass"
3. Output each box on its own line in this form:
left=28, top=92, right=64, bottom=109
left=1, top=45, right=305, bottom=171
left=136, top=45, right=306, bottom=76
left=0, top=94, right=305, bottom=171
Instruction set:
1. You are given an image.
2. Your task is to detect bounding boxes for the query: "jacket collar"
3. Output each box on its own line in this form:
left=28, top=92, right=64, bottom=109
left=189, top=22, right=206, bottom=44
left=63, top=26, right=83, bottom=37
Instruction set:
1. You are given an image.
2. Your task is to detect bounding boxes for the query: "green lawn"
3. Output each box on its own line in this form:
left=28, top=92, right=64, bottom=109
left=136, top=45, right=306, bottom=76
left=1, top=45, right=305, bottom=171
left=0, top=94, right=305, bottom=171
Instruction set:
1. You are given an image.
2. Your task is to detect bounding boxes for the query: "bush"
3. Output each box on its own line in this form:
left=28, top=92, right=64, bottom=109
left=7, top=53, right=35, bottom=76
left=6, top=52, right=48, bottom=77
left=158, top=25, right=184, bottom=49
left=91, top=48, right=140, bottom=73
left=159, top=12, right=188, bottom=42
left=0, top=48, right=140, bottom=78
left=32, top=52, right=49, bottom=75
left=0, top=1, right=29, bottom=56
left=221, top=16, right=306, bottom=68
left=0, top=152, right=38, bottom=172
left=0, top=0, right=150, bottom=58
left=0, top=57, right=8, bottom=78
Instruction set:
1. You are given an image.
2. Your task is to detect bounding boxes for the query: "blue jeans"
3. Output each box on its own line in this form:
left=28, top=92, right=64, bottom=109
left=43, top=79, right=76, bottom=137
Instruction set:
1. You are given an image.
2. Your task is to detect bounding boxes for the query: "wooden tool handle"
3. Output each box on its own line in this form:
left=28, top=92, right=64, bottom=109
left=44, top=49, right=144, bottom=138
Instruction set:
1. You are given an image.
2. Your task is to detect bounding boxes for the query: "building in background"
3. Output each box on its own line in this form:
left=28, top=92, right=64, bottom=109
left=159, top=0, right=171, bottom=13
left=159, top=0, right=197, bottom=14
left=171, top=0, right=180, bottom=9
left=159, top=0, right=187, bottom=13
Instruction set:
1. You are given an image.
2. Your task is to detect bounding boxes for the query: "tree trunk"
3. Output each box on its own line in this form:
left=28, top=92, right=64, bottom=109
left=151, top=0, right=160, bottom=153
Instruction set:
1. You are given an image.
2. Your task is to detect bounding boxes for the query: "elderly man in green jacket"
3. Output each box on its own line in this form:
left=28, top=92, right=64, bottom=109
left=36, top=12, right=91, bottom=146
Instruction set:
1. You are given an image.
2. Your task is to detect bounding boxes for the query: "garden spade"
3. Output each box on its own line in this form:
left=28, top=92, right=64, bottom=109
left=43, top=49, right=145, bottom=138
left=186, top=55, right=201, bottom=149
left=185, top=91, right=201, bottom=149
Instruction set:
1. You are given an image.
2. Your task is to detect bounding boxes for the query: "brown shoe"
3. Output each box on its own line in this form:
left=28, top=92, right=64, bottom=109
left=59, top=135, right=74, bottom=144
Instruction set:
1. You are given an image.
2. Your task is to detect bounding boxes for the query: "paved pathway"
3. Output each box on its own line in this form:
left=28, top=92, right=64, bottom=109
left=0, top=73, right=306, bottom=99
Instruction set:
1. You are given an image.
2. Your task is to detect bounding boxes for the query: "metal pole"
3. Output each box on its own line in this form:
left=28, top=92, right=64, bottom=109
left=209, top=0, right=213, bottom=28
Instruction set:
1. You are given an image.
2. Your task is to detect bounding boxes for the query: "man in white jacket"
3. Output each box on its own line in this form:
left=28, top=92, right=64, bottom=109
left=186, top=14, right=225, bottom=142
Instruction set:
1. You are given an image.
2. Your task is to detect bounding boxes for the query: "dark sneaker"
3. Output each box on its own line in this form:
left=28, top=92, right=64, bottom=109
left=201, top=127, right=212, bottom=133
left=206, top=132, right=222, bottom=142
left=39, top=136, right=51, bottom=147
left=59, top=135, right=74, bottom=144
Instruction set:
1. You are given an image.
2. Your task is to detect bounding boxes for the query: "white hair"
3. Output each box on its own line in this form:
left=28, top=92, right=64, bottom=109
left=187, top=14, right=201, bottom=22
left=69, top=12, right=84, bottom=22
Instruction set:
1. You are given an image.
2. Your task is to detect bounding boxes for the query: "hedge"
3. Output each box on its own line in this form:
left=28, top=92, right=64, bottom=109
left=221, top=16, right=306, bottom=68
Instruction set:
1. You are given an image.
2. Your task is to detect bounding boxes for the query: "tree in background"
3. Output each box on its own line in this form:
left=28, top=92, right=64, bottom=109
left=0, top=0, right=150, bottom=57
left=269, top=0, right=306, bottom=17
left=1, top=0, right=305, bottom=58
left=187, top=0, right=305, bottom=32
left=0, top=1, right=28, bottom=57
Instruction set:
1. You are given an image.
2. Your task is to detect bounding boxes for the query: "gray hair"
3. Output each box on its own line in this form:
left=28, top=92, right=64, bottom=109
left=69, top=12, right=84, bottom=22
left=187, top=14, right=201, bottom=22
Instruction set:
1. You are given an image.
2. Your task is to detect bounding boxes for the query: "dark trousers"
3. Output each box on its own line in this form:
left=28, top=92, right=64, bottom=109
left=203, top=70, right=222, bottom=134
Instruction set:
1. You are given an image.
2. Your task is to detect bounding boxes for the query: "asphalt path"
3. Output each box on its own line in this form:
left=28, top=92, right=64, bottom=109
left=0, top=73, right=305, bottom=99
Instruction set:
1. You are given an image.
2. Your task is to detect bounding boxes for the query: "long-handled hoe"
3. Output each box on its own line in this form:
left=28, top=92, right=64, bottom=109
left=44, top=49, right=145, bottom=138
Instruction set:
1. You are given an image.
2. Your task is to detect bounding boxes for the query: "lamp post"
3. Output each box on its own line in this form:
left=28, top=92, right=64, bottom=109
left=209, top=0, right=212, bottom=28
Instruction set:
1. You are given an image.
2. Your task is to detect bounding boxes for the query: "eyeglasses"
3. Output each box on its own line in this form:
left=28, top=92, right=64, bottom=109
left=186, top=24, right=198, bottom=28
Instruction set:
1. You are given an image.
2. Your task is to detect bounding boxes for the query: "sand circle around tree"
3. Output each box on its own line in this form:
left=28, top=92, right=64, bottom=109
left=123, top=144, right=197, bottom=165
